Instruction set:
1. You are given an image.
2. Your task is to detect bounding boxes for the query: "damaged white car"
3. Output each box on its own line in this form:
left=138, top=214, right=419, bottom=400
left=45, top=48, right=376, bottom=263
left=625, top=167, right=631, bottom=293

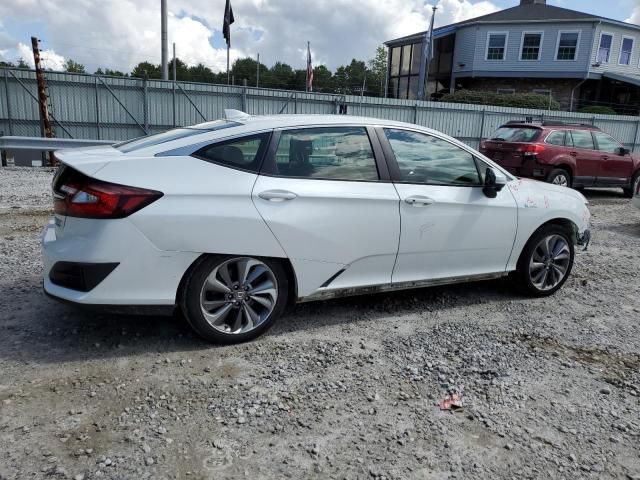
left=42, top=111, right=591, bottom=343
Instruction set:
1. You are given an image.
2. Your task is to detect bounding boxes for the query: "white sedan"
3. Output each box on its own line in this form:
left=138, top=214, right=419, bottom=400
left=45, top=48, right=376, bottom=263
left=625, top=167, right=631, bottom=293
left=42, top=111, right=591, bottom=343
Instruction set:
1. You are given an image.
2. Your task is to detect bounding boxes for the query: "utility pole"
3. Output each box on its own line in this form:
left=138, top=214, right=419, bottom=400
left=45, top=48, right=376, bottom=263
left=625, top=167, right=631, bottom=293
left=31, top=36, right=55, bottom=165
left=161, top=0, right=168, bottom=80
left=172, top=42, right=177, bottom=81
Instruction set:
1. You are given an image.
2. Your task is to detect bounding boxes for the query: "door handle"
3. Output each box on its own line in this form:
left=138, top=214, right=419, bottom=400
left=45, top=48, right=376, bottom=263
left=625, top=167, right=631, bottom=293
left=258, top=190, right=298, bottom=202
left=404, top=196, right=435, bottom=206
left=601, top=155, right=609, bottom=160
left=570, top=152, right=577, bottom=157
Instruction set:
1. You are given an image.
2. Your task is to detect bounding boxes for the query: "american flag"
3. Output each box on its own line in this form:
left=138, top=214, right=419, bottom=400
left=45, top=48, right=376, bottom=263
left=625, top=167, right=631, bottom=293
left=306, top=42, right=313, bottom=92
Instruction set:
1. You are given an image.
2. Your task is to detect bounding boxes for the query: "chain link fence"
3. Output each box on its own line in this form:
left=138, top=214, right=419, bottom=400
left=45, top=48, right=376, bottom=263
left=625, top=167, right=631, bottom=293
left=2, top=67, right=640, bottom=152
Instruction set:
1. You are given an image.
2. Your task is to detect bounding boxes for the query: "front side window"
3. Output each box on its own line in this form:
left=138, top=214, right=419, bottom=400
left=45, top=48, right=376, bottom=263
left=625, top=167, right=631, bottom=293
left=487, top=33, right=508, bottom=60
left=546, top=131, right=566, bottom=146
left=521, top=33, right=542, bottom=60
left=193, top=133, right=270, bottom=172
left=269, top=127, right=379, bottom=181
left=598, top=33, right=613, bottom=63
left=556, top=32, right=579, bottom=60
left=384, top=129, right=480, bottom=185
left=569, top=130, right=595, bottom=150
left=593, top=132, right=621, bottom=153
left=619, top=37, right=634, bottom=65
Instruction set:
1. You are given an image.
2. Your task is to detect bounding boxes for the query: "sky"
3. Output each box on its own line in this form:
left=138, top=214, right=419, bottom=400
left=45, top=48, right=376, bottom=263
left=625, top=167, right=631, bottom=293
left=0, top=0, right=638, bottom=74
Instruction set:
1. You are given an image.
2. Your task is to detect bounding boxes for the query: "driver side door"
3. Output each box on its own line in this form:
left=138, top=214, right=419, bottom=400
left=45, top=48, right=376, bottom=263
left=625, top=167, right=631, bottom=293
left=378, top=128, right=518, bottom=284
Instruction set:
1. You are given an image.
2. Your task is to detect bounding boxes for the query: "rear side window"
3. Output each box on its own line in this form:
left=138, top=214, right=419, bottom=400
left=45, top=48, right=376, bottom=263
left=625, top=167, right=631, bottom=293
left=593, top=132, right=621, bottom=154
left=490, top=127, right=540, bottom=142
left=265, top=127, right=379, bottom=181
left=569, top=130, right=594, bottom=150
left=545, top=131, right=566, bottom=146
left=193, top=133, right=270, bottom=173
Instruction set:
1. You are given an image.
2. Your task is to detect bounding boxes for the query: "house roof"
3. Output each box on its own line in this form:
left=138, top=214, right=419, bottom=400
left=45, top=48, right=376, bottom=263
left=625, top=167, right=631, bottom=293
left=385, top=3, right=639, bottom=46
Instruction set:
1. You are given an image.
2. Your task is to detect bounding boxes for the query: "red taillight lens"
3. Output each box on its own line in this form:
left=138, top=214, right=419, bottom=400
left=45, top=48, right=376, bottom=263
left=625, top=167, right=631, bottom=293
left=53, top=166, right=162, bottom=219
left=517, top=144, right=546, bottom=155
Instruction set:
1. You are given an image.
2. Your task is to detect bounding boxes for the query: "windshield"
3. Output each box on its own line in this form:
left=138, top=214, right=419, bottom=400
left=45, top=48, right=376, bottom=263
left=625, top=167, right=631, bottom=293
left=490, top=127, right=540, bottom=143
left=115, top=120, right=240, bottom=153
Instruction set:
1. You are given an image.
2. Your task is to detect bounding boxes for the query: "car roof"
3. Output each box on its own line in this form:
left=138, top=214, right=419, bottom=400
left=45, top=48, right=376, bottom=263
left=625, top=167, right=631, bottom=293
left=228, top=113, right=416, bottom=130
left=500, top=121, right=600, bottom=131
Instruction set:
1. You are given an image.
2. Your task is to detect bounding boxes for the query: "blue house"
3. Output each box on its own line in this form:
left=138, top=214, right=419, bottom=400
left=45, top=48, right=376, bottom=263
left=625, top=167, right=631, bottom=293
left=384, top=0, right=640, bottom=113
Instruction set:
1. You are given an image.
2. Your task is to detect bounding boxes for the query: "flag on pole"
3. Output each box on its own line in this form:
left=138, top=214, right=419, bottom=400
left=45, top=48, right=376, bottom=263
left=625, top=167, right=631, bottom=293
left=306, top=42, right=313, bottom=92
left=223, top=0, right=235, bottom=47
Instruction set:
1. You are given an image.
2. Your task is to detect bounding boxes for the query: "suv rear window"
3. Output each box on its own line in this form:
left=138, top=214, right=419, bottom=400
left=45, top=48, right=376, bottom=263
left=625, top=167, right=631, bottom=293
left=490, top=127, right=540, bottom=143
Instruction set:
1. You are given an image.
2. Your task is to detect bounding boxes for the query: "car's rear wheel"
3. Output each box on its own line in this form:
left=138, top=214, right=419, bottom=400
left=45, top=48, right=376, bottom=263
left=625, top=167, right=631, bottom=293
left=515, top=225, right=575, bottom=297
left=622, top=171, right=640, bottom=198
left=180, top=255, right=288, bottom=344
left=547, top=169, right=571, bottom=188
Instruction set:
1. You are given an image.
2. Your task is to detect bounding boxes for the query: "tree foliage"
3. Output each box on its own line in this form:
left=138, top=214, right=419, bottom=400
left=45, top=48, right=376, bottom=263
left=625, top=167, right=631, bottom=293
left=64, top=59, right=86, bottom=73
left=441, top=90, right=561, bottom=110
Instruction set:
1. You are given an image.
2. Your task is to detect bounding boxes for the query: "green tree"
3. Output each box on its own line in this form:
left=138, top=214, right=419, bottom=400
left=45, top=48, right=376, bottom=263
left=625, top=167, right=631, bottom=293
left=131, top=61, right=161, bottom=79
left=16, top=58, right=30, bottom=69
left=0, top=60, right=14, bottom=67
left=64, top=59, right=86, bottom=73
left=367, top=46, right=387, bottom=97
left=231, top=57, right=259, bottom=86
left=189, top=63, right=216, bottom=83
left=311, top=65, right=333, bottom=93
left=264, top=61, right=295, bottom=89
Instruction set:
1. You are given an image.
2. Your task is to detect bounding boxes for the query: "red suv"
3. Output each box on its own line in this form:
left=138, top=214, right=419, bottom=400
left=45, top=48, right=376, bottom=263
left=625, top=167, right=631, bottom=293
left=479, top=121, right=640, bottom=197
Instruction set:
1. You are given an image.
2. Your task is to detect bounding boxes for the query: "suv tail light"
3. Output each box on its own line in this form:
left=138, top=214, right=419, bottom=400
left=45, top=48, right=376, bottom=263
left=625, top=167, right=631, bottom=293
left=53, top=165, right=163, bottom=219
left=517, top=144, right=546, bottom=155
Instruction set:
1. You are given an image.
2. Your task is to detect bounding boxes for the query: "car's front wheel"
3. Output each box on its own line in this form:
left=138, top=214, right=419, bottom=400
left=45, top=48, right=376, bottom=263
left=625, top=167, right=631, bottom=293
left=515, top=225, right=575, bottom=297
left=547, top=168, right=571, bottom=188
left=180, top=255, right=288, bottom=344
left=622, top=171, right=639, bottom=198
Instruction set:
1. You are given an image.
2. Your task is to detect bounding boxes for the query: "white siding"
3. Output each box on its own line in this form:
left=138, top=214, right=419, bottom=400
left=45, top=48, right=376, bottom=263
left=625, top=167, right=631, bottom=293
left=590, top=22, right=640, bottom=75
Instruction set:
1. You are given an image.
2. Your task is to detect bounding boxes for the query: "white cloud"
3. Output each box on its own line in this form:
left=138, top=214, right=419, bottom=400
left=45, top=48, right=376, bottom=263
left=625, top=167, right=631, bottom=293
left=627, top=6, right=640, bottom=25
left=0, top=0, right=499, bottom=74
left=17, top=42, right=66, bottom=71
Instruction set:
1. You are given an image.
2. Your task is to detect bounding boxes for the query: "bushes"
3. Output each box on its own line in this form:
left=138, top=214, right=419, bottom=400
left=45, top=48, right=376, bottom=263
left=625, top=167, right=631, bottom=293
left=440, top=90, right=561, bottom=110
left=578, top=105, right=617, bottom=115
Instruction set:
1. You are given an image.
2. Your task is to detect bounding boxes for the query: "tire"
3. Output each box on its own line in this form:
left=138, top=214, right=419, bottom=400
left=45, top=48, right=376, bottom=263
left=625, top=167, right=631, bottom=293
left=547, top=168, right=571, bottom=188
left=622, top=171, right=640, bottom=198
left=180, top=255, right=288, bottom=344
left=514, top=225, right=575, bottom=297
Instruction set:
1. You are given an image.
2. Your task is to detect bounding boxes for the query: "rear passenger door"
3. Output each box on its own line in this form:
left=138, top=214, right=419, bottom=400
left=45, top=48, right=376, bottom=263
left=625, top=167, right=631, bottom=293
left=593, top=131, right=633, bottom=185
left=252, top=126, right=401, bottom=297
left=568, top=130, right=600, bottom=184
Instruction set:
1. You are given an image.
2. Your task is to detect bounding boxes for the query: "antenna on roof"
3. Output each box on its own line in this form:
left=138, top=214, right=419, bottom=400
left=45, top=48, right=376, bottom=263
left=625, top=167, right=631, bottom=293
left=224, top=109, right=251, bottom=122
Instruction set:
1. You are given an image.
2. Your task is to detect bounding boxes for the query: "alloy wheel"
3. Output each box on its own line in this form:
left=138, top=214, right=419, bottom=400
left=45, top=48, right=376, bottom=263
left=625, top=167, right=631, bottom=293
left=528, top=235, right=571, bottom=291
left=552, top=174, right=569, bottom=187
left=199, top=257, right=278, bottom=334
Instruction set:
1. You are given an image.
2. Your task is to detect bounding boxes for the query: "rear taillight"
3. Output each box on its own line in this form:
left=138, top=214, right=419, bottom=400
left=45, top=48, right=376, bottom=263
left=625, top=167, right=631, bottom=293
left=53, top=166, right=162, bottom=219
left=517, top=144, right=546, bottom=155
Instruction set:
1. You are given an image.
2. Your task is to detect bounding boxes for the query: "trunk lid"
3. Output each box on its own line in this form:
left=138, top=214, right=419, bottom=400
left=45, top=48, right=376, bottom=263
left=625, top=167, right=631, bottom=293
left=480, top=125, right=542, bottom=168
left=54, top=145, right=123, bottom=176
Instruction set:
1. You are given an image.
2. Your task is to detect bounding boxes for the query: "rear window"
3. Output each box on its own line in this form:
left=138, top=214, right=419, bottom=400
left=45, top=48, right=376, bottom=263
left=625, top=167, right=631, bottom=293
left=490, top=127, right=540, bottom=143
left=115, top=120, right=240, bottom=153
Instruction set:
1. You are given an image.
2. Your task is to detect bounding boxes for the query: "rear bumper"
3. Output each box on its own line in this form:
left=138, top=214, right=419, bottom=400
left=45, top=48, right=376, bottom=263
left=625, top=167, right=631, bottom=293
left=498, top=155, right=551, bottom=179
left=41, top=217, right=200, bottom=306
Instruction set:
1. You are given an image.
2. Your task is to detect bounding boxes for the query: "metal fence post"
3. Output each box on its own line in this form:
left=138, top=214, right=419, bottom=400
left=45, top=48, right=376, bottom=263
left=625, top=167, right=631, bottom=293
left=94, top=76, right=100, bottom=139
left=414, top=102, right=419, bottom=125
left=172, top=80, right=177, bottom=128
left=478, top=109, right=486, bottom=145
left=242, top=80, right=247, bottom=112
left=294, top=93, right=297, bottom=114
left=3, top=69, right=14, bottom=136
left=143, top=76, right=149, bottom=133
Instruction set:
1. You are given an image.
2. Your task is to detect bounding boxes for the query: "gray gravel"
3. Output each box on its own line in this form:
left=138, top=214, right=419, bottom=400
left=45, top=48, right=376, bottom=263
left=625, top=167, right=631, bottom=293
left=0, top=166, right=639, bottom=479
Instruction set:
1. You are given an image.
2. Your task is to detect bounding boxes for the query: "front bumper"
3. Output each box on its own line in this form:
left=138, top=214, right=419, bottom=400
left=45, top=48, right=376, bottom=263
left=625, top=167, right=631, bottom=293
left=42, top=216, right=200, bottom=306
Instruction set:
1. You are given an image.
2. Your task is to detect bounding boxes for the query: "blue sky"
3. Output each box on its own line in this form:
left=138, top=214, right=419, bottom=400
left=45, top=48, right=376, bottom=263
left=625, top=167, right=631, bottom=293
left=0, top=0, right=638, bottom=73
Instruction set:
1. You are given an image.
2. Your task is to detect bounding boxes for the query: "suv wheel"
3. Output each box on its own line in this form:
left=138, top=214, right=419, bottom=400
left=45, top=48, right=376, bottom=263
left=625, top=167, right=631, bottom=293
left=622, top=171, right=640, bottom=198
left=180, top=255, right=288, bottom=344
left=547, top=169, right=571, bottom=188
left=515, top=225, right=575, bottom=297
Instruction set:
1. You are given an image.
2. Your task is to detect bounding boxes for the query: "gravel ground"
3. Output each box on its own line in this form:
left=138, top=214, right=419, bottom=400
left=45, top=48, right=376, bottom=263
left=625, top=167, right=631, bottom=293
left=0, top=166, right=639, bottom=480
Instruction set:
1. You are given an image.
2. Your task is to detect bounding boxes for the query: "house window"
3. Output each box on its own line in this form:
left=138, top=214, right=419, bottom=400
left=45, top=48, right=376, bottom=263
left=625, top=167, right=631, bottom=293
left=556, top=31, right=580, bottom=60
left=533, top=89, right=552, bottom=96
left=597, top=33, right=613, bottom=63
left=487, top=32, right=508, bottom=60
left=521, top=33, right=542, bottom=60
left=388, top=42, right=423, bottom=99
left=619, top=37, right=634, bottom=66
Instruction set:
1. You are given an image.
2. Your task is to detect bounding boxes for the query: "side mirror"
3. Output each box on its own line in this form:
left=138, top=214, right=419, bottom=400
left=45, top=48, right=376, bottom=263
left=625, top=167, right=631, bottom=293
left=483, top=167, right=507, bottom=198
left=616, top=147, right=630, bottom=156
